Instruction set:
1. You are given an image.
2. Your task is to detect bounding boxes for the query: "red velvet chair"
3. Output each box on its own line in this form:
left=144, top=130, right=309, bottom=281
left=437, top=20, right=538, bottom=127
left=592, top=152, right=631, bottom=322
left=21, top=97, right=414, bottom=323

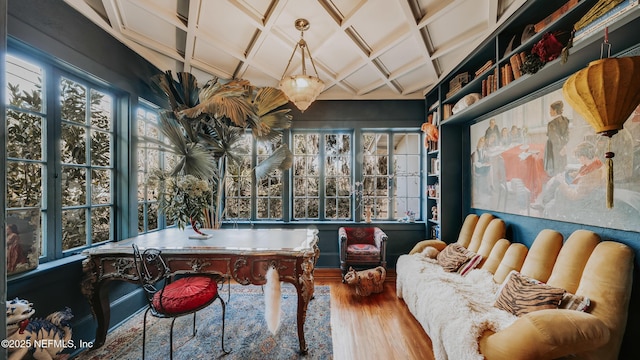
left=338, top=227, right=388, bottom=279
left=132, top=244, right=230, bottom=359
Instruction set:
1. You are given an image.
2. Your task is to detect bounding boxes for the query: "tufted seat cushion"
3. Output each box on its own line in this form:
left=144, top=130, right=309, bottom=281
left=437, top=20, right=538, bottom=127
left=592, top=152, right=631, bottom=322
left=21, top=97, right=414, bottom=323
left=347, top=244, right=380, bottom=262
left=153, top=276, right=218, bottom=315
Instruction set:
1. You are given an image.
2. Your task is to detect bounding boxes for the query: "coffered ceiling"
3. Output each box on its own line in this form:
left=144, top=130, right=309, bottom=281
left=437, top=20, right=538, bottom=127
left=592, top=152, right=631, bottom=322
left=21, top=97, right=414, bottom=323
left=64, top=0, right=524, bottom=100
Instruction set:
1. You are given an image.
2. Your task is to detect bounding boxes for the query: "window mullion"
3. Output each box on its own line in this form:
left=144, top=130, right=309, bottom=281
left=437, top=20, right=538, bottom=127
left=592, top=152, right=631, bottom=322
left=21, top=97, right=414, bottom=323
left=353, top=129, right=362, bottom=222
left=48, top=67, right=63, bottom=260
left=388, top=131, right=395, bottom=221
left=318, top=135, right=326, bottom=220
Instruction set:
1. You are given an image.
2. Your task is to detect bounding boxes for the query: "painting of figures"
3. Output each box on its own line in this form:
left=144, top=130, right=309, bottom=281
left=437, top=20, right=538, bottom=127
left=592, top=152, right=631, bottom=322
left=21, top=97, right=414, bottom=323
left=470, top=87, right=640, bottom=232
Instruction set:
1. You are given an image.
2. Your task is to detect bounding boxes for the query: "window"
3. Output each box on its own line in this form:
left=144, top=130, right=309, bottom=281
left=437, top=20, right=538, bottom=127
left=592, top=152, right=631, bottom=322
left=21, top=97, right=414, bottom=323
left=361, top=131, right=423, bottom=221
left=217, top=129, right=422, bottom=222
left=5, top=53, right=118, bottom=262
left=390, top=133, right=422, bottom=219
left=292, top=131, right=352, bottom=220
left=136, top=104, right=179, bottom=233
left=225, top=133, right=284, bottom=221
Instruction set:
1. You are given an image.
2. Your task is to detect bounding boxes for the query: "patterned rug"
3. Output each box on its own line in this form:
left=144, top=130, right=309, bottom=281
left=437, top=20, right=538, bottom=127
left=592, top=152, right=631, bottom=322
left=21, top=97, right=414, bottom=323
left=73, top=284, right=332, bottom=360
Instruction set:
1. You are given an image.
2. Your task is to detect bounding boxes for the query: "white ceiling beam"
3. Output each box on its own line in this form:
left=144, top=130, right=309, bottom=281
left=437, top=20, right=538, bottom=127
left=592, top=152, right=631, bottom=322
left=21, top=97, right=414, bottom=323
left=398, top=0, right=438, bottom=95
left=229, top=0, right=266, bottom=27
left=235, top=0, right=289, bottom=80
left=388, top=57, right=427, bottom=81
left=487, top=0, right=499, bottom=28
left=182, top=0, right=201, bottom=72
left=417, top=0, right=467, bottom=28
left=120, top=28, right=185, bottom=62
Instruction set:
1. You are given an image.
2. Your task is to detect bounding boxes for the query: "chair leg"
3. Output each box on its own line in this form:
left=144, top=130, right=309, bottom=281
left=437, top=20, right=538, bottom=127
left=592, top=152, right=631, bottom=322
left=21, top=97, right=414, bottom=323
left=170, top=317, right=177, bottom=360
left=142, top=308, right=151, bottom=360
left=192, top=312, right=197, bottom=337
left=218, top=294, right=231, bottom=354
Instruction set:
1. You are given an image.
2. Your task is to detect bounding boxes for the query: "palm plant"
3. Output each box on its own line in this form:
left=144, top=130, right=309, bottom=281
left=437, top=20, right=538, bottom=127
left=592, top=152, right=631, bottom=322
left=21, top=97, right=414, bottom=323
left=150, top=71, right=293, bottom=229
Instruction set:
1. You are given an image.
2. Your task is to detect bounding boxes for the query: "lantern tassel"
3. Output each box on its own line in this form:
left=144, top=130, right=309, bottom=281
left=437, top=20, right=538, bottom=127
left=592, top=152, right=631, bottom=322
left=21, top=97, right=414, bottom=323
left=605, top=135, right=614, bottom=208
left=606, top=156, right=614, bottom=208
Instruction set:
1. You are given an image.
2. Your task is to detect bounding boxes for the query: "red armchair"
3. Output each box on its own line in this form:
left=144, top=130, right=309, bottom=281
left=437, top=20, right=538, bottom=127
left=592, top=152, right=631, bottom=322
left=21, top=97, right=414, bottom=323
left=339, top=227, right=388, bottom=278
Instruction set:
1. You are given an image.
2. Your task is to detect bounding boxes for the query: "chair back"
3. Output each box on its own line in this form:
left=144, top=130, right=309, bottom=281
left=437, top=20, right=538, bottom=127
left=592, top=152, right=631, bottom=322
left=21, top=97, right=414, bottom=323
left=132, top=244, right=171, bottom=305
left=343, top=227, right=376, bottom=246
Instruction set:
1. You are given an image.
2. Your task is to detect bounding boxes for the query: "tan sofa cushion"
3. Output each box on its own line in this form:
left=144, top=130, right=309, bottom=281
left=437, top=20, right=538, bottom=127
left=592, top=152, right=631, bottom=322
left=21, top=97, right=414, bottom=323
left=546, top=230, right=600, bottom=293
left=480, top=238, right=510, bottom=274
left=455, top=213, right=480, bottom=247
left=465, top=213, right=495, bottom=252
left=476, top=218, right=506, bottom=262
left=493, top=243, right=528, bottom=284
left=519, top=229, right=563, bottom=282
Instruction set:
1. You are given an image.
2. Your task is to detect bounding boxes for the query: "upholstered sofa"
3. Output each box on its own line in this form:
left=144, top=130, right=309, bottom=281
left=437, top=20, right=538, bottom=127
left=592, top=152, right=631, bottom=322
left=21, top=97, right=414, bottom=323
left=396, top=213, right=634, bottom=360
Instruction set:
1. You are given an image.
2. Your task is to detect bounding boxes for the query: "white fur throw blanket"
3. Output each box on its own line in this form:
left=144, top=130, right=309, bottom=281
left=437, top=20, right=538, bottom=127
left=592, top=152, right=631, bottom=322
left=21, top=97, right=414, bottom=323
left=264, top=267, right=282, bottom=335
left=396, top=253, right=517, bottom=360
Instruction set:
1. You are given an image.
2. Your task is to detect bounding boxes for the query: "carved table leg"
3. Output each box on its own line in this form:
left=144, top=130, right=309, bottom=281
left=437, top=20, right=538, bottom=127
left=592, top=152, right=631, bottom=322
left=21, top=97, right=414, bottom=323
left=295, top=255, right=315, bottom=354
left=92, top=281, right=111, bottom=348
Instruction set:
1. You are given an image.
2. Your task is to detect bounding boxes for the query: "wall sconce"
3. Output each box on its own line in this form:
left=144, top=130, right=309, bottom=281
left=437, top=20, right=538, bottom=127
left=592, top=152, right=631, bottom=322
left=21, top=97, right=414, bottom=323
left=279, top=18, right=325, bottom=112
left=562, top=31, right=640, bottom=208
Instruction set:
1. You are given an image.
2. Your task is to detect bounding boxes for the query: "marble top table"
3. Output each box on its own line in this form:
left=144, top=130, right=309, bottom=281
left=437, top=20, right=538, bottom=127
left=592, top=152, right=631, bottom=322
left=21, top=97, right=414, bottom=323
left=81, top=228, right=319, bottom=354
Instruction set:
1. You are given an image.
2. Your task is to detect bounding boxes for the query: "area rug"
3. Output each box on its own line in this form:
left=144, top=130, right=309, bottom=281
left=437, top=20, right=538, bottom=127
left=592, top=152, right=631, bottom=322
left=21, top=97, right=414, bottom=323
left=73, top=284, right=332, bottom=360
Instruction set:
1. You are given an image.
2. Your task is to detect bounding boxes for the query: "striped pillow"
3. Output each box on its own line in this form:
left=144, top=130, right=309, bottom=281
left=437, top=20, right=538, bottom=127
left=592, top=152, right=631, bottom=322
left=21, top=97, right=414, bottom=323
left=494, top=271, right=565, bottom=316
left=457, top=254, right=483, bottom=276
left=437, top=243, right=474, bottom=272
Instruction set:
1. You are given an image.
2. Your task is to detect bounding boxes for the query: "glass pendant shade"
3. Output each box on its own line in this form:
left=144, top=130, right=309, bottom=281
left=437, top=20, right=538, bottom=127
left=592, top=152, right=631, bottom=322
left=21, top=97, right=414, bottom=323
left=279, top=18, right=324, bottom=112
left=279, top=74, right=325, bottom=112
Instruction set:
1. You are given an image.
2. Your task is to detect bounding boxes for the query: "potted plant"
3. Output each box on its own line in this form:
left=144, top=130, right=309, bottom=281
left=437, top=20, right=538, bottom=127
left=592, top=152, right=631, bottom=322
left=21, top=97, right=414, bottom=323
left=157, top=174, right=212, bottom=238
left=149, top=71, right=293, bottom=230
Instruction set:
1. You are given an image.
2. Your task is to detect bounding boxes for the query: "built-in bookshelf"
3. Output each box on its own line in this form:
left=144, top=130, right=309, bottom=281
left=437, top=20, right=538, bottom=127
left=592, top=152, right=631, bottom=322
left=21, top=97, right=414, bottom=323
left=424, top=0, right=640, bottom=242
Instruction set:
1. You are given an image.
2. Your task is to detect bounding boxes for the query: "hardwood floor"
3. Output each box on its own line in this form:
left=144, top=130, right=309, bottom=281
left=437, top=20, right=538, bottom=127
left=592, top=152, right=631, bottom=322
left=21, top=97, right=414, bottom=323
left=314, top=269, right=435, bottom=360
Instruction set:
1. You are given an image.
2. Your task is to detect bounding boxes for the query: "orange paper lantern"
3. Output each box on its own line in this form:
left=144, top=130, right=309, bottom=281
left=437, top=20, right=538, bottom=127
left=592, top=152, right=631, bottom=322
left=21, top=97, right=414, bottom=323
left=562, top=56, right=640, bottom=208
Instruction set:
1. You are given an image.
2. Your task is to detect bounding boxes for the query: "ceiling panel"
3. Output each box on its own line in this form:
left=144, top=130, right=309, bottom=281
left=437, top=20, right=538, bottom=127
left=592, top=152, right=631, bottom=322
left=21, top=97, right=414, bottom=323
left=64, top=0, right=525, bottom=100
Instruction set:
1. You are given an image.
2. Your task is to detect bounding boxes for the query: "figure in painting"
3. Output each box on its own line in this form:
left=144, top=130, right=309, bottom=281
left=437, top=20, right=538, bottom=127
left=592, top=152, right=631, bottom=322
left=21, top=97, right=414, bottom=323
left=500, top=127, right=510, bottom=147
left=7, top=224, right=28, bottom=274
left=472, top=136, right=494, bottom=206
left=485, top=118, right=501, bottom=146
left=543, top=100, right=570, bottom=176
left=531, top=141, right=604, bottom=214
left=510, top=125, right=523, bottom=144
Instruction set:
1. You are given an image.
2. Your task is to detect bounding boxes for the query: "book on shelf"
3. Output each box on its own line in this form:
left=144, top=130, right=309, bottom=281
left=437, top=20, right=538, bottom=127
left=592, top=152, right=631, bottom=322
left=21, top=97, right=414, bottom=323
left=506, top=63, right=515, bottom=85
left=449, top=72, right=470, bottom=88
left=475, top=60, right=494, bottom=77
left=442, top=104, right=453, bottom=120
left=509, top=53, right=523, bottom=79
left=574, top=0, right=639, bottom=42
left=534, top=0, right=579, bottom=33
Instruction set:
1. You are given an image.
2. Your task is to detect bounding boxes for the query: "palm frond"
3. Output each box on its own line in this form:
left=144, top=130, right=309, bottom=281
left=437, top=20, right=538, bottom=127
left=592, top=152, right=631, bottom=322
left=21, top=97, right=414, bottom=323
left=253, top=144, right=293, bottom=180
left=150, top=71, right=200, bottom=110
left=179, top=143, right=218, bottom=179
left=158, top=112, right=190, bottom=154
left=252, top=87, right=289, bottom=116
left=251, top=109, right=293, bottom=141
left=180, top=78, right=254, bottom=126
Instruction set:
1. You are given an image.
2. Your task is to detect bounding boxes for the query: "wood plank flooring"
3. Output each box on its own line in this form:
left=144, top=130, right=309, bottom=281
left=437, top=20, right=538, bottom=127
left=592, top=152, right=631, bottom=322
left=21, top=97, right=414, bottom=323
left=314, top=269, right=435, bottom=360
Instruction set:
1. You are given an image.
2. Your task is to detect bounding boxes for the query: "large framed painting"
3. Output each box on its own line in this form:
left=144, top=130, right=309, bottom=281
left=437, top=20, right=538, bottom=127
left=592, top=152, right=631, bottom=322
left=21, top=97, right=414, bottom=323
left=470, top=86, right=640, bottom=232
